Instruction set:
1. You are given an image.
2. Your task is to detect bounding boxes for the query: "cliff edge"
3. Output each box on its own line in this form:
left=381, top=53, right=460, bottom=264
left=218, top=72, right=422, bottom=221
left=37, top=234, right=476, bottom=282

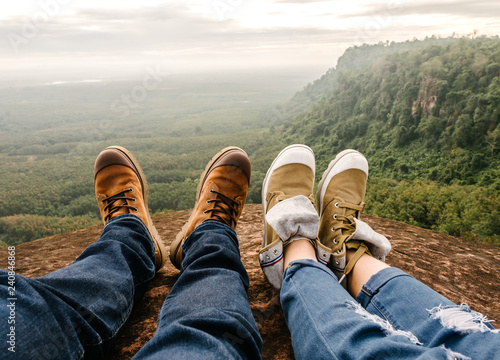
left=2, top=204, right=499, bottom=359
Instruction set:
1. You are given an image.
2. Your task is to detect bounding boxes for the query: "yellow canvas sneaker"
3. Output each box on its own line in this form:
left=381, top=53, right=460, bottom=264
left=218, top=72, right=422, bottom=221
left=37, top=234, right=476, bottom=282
left=316, top=150, right=391, bottom=285
left=259, top=144, right=318, bottom=291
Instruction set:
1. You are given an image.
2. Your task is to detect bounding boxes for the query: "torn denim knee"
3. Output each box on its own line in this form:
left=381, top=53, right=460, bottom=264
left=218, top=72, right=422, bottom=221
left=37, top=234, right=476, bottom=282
left=443, top=345, right=471, bottom=360
left=347, top=301, right=423, bottom=345
left=428, top=303, right=500, bottom=334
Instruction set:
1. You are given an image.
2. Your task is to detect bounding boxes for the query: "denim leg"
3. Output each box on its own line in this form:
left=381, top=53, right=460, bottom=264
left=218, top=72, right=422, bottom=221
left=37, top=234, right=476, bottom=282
left=357, top=267, right=500, bottom=360
left=280, top=259, right=462, bottom=360
left=0, top=214, right=156, bottom=360
left=134, top=221, right=262, bottom=360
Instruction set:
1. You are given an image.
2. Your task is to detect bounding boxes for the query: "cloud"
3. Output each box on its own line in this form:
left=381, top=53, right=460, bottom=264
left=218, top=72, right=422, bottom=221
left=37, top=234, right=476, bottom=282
left=0, top=0, right=499, bottom=83
left=340, top=0, right=500, bottom=19
left=401, top=0, right=499, bottom=18
left=1, top=2, right=341, bottom=58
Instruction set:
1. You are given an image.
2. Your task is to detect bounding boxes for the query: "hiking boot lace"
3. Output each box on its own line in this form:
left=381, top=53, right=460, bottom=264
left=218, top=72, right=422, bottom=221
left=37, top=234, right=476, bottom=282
left=102, top=188, right=138, bottom=222
left=204, top=189, right=239, bottom=227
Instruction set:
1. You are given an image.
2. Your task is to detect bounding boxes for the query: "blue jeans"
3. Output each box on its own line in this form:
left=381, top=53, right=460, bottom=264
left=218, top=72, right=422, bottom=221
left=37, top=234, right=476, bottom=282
left=281, top=260, right=500, bottom=360
left=1, top=215, right=156, bottom=359
left=133, top=220, right=262, bottom=359
left=2, top=215, right=498, bottom=359
left=0, top=216, right=262, bottom=360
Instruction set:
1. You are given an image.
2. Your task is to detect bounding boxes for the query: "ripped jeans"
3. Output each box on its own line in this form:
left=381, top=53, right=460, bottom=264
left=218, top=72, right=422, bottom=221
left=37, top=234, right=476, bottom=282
left=281, top=260, right=500, bottom=360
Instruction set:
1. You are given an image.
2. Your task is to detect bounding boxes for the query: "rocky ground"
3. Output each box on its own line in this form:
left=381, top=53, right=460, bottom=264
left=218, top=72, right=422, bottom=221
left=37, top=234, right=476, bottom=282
left=1, top=204, right=499, bottom=359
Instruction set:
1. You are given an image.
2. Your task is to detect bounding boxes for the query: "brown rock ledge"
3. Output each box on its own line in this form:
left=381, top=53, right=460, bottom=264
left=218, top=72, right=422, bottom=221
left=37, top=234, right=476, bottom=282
left=1, top=204, right=499, bottom=359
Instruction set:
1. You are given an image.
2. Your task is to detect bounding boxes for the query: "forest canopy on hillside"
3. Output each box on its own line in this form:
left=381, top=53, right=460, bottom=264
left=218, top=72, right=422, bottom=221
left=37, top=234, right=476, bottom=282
left=278, top=36, right=500, bottom=244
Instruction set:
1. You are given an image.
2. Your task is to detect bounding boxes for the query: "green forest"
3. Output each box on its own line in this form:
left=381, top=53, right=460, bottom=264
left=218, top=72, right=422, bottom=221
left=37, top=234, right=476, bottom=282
left=1, top=36, right=499, bottom=246
left=280, top=36, right=500, bottom=244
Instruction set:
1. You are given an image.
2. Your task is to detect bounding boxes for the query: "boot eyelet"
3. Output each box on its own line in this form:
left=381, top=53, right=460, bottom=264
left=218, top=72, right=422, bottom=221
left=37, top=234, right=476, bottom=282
left=333, top=239, right=338, bottom=244
left=336, top=249, right=342, bottom=254
left=132, top=199, right=136, bottom=202
left=209, top=189, right=214, bottom=193
left=203, top=210, right=208, bottom=214
left=334, top=202, right=339, bottom=208
left=206, top=200, right=211, bottom=204
left=333, top=214, right=337, bottom=220
left=129, top=188, right=133, bottom=193
left=133, top=208, right=138, bottom=212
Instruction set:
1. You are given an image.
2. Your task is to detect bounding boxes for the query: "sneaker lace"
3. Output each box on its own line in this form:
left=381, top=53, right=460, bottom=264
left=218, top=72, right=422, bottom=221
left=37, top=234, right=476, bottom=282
left=102, top=188, right=138, bottom=222
left=204, top=189, right=239, bottom=227
left=331, top=201, right=370, bottom=276
left=331, top=201, right=364, bottom=241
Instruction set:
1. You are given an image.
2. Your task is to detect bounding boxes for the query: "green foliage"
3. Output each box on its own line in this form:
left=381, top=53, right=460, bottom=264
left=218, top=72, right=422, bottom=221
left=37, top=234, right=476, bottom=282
left=0, top=74, right=293, bottom=244
left=282, top=37, right=500, bottom=184
left=280, top=36, right=500, bottom=245
left=0, top=214, right=101, bottom=246
left=366, top=178, right=500, bottom=245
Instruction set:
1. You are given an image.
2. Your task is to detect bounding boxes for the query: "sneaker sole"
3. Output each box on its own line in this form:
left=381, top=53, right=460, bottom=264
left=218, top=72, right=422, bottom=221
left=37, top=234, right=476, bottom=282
left=316, top=149, right=368, bottom=216
left=104, top=146, right=167, bottom=271
left=169, top=146, right=247, bottom=268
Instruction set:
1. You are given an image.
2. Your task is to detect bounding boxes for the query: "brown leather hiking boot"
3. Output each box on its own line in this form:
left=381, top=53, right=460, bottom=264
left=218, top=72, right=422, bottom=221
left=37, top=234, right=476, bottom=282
left=94, top=146, right=167, bottom=271
left=169, top=147, right=251, bottom=270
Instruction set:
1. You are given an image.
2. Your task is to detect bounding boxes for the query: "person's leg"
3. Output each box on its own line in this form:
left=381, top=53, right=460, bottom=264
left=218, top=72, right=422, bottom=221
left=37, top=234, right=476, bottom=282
left=346, top=249, right=389, bottom=297
left=135, top=147, right=262, bottom=360
left=281, top=253, right=452, bottom=360
left=134, top=221, right=262, bottom=360
left=354, top=254, right=500, bottom=359
left=0, top=146, right=168, bottom=359
left=260, top=146, right=439, bottom=359
left=314, top=149, right=499, bottom=359
left=1, top=214, right=156, bottom=359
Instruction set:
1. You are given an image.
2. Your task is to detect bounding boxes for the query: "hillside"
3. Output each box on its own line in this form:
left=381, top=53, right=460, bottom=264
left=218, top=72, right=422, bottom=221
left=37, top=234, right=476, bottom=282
left=282, top=36, right=500, bottom=184
left=1, top=204, right=499, bottom=359
left=275, top=36, right=500, bottom=244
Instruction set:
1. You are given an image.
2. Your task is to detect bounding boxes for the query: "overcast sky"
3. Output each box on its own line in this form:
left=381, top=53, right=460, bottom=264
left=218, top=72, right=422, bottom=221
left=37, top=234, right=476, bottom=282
left=1, top=0, right=499, bottom=84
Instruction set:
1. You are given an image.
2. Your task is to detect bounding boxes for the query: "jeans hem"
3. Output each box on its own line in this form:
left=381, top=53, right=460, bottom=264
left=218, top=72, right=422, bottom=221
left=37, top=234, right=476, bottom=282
left=357, top=267, right=411, bottom=308
left=104, top=213, right=156, bottom=263
left=283, top=259, right=337, bottom=283
left=183, top=220, right=237, bottom=250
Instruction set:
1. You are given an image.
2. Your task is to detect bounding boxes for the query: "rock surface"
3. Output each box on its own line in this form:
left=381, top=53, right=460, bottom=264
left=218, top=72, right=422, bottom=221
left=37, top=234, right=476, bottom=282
left=1, top=204, right=499, bottom=359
